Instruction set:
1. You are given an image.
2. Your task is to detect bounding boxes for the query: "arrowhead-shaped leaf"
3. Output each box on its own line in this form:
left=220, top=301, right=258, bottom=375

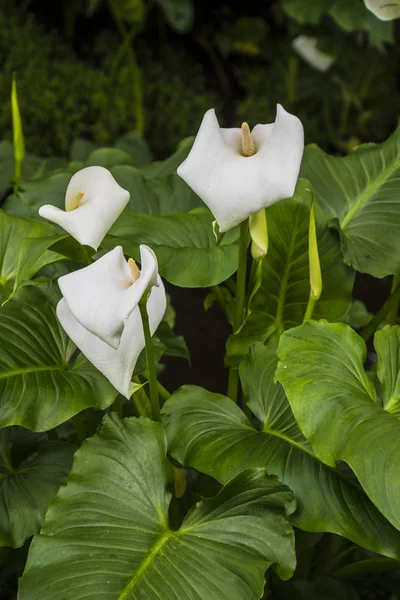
left=20, top=414, right=296, bottom=599
left=276, top=320, right=400, bottom=534
left=0, top=286, right=116, bottom=431
left=162, top=345, right=400, bottom=558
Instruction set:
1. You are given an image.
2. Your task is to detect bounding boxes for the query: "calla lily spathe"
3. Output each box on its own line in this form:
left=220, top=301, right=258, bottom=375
left=177, top=105, right=304, bottom=232
left=364, top=0, right=400, bottom=20
left=58, top=245, right=159, bottom=349
left=57, top=245, right=166, bottom=398
left=39, top=166, right=130, bottom=250
left=292, top=36, right=335, bottom=72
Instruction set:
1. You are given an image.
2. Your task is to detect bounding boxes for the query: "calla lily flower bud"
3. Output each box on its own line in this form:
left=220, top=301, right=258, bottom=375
left=39, top=166, right=130, bottom=250
left=249, top=208, right=268, bottom=261
left=364, top=0, right=400, bottom=20
left=177, top=105, right=304, bottom=232
left=56, top=245, right=166, bottom=398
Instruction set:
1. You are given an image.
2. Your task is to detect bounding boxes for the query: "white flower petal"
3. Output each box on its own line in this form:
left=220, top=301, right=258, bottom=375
left=364, top=0, right=400, bottom=20
left=57, top=278, right=166, bottom=398
left=39, top=166, right=130, bottom=250
left=177, top=105, right=304, bottom=231
left=58, top=245, right=159, bottom=349
left=292, top=36, right=335, bottom=72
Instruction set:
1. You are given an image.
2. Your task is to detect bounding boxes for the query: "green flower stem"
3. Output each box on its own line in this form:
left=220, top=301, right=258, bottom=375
left=333, top=558, right=400, bottom=580
left=139, top=298, right=161, bottom=421
left=360, top=280, right=400, bottom=342
left=107, top=0, right=144, bottom=133
left=142, top=370, right=171, bottom=406
left=302, top=295, right=316, bottom=325
left=227, top=220, right=249, bottom=402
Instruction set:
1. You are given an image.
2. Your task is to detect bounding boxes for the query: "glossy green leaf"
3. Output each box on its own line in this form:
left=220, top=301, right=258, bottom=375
left=0, top=210, right=63, bottom=300
left=162, top=349, right=400, bottom=559
left=104, top=208, right=239, bottom=287
left=0, top=286, right=116, bottom=431
left=300, top=126, right=400, bottom=277
left=0, top=428, right=74, bottom=548
left=20, top=414, right=296, bottom=599
left=375, top=325, right=400, bottom=416
left=276, top=320, right=400, bottom=533
left=155, top=0, right=194, bottom=32
left=226, top=180, right=354, bottom=366
left=156, top=321, right=189, bottom=361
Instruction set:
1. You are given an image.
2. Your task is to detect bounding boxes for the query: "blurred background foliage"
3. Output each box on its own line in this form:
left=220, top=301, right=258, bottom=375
left=0, top=0, right=399, bottom=160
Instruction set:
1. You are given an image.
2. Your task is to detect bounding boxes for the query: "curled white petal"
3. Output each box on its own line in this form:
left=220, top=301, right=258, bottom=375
left=57, top=279, right=166, bottom=398
left=177, top=105, right=304, bottom=232
left=39, top=166, right=130, bottom=250
left=58, top=245, right=159, bottom=349
left=364, top=0, right=400, bottom=20
left=292, top=36, right=335, bottom=72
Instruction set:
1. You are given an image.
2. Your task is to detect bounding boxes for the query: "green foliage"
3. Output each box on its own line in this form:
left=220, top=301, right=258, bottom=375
left=225, top=180, right=354, bottom=366
left=162, top=352, right=400, bottom=559
left=0, top=428, right=74, bottom=548
left=0, top=7, right=218, bottom=158
left=104, top=208, right=240, bottom=287
left=301, top=126, right=400, bottom=277
left=20, top=414, right=296, bottom=599
left=276, top=321, right=400, bottom=533
left=0, top=286, right=117, bottom=431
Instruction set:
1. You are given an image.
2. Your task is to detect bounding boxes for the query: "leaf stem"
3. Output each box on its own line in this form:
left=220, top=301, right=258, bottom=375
left=302, top=295, right=316, bottom=325
left=139, top=299, right=161, bottom=421
left=333, top=558, right=400, bottom=580
left=387, top=274, right=400, bottom=325
left=360, top=280, right=400, bottom=342
left=143, top=370, right=171, bottom=405
left=227, top=220, right=249, bottom=402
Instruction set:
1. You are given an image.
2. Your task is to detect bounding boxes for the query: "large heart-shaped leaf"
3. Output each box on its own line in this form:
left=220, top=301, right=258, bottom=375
left=226, top=180, right=354, bottom=366
left=104, top=208, right=239, bottom=287
left=0, top=210, right=63, bottom=301
left=276, top=320, right=400, bottom=533
left=0, top=428, right=74, bottom=548
left=0, top=286, right=116, bottom=431
left=20, top=414, right=296, bottom=599
left=300, top=126, right=400, bottom=277
left=162, top=345, right=400, bottom=558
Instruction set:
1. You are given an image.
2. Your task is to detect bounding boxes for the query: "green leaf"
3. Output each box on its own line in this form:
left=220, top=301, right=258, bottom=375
left=0, top=286, right=116, bottom=431
left=20, top=414, right=296, bottom=599
left=111, top=138, right=201, bottom=216
left=300, top=126, right=400, bottom=277
left=104, top=209, right=240, bottom=287
left=114, top=132, right=152, bottom=167
left=162, top=353, right=400, bottom=558
left=0, top=210, right=63, bottom=300
left=341, top=300, right=372, bottom=329
left=85, top=147, right=134, bottom=169
left=3, top=172, right=71, bottom=219
left=283, top=0, right=333, bottom=24
left=0, top=429, right=74, bottom=548
left=155, top=0, right=194, bottom=32
left=375, top=325, right=400, bottom=416
left=276, top=320, right=400, bottom=534
left=156, top=320, right=190, bottom=361
left=329, top=0, right=393, bottom=47
left=226, top=180, right=354, bottom=366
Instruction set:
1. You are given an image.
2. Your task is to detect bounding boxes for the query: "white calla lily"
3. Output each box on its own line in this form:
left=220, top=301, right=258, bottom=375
left=292, top=36, right=335, bottom=72
left=364, top=0, right=400, bottom=20
left=39, top=166, right=130, bottom=250
left=56, top=245, right=166, bottom=398
left=58, top=245, right=159, bottom=349
left=177, top=105, right=304, bottom=232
